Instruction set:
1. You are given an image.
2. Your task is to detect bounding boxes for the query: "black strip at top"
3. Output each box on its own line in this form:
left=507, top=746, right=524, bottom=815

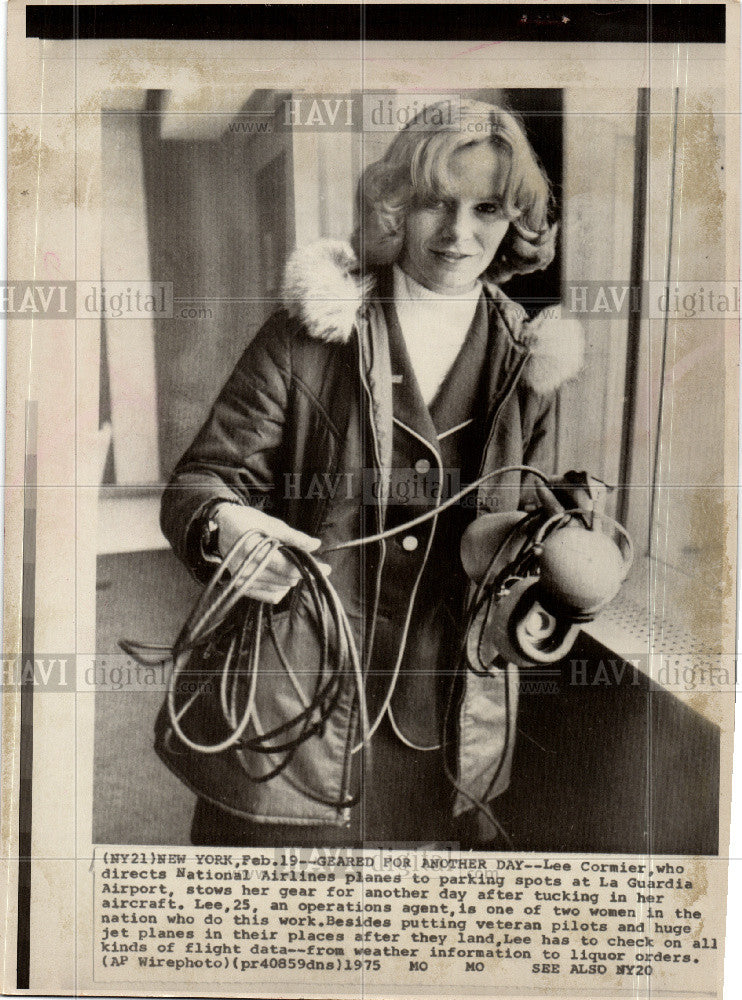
left=26, top=4, right=726, bottom=43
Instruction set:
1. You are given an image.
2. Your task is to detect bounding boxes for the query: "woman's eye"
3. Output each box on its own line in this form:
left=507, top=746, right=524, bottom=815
left=476, top=203, right=503, bottom=216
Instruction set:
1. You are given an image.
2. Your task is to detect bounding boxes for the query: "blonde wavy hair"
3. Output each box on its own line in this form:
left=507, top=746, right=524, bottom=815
left=352, top=99, right=557, bottom=284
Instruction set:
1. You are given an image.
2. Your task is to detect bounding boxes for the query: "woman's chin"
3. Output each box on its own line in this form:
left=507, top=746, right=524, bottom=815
left=426, top=271, right=480, bottom=294
left=422, top=257, right=483, bottom=291
left=400, top=256, right=483, bottom=295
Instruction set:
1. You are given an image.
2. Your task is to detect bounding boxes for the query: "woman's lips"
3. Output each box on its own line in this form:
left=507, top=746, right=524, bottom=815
left=430, top=249, right=475, bottom=263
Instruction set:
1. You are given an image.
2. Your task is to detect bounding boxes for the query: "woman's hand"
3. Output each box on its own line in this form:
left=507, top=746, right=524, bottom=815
left=214, top=504, right=330, bottom=604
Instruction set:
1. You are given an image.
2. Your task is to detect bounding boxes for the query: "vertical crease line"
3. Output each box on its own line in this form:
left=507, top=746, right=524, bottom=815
left=16, top=401, right=38, bottom=990
left=617, top=87, right=650, bottom=527
left=648, top=86, right=680, bottom=555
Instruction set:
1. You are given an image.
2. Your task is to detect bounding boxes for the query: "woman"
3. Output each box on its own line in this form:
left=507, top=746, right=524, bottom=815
left=158, top=99, right=585, bottom=848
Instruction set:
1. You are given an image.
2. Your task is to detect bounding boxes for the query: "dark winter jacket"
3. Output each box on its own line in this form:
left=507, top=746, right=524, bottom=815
left=158, top=239, right=584, bottom=827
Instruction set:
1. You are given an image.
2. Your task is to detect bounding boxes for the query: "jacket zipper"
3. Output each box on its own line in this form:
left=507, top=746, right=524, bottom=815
left=332, top=316, right=389, bottom=810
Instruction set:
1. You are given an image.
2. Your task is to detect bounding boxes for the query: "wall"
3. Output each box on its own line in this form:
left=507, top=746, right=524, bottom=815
left=141, top=91, right=295, bottom=478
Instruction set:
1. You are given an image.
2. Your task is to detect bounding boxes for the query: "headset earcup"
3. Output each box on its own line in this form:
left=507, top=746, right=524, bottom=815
left=514, top=608, right=580, bottom=664
left=466, top=580, right=582, bottom=670
left=466, top=579, right=539, bottom=670
left=538, top=524, right=626, bottom=615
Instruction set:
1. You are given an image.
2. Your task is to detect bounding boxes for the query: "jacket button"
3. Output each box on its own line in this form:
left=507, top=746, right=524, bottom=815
left=401, top=535, right=419, bottom=552
left=414, top=458, right=431, bottom=475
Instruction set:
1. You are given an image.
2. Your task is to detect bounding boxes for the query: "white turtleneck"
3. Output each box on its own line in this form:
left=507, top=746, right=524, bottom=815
left=392, top=264, right=482, bottom=406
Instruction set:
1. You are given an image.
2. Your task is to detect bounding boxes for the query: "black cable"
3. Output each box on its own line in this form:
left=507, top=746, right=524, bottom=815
left=121, top=465, right=554, bottom=810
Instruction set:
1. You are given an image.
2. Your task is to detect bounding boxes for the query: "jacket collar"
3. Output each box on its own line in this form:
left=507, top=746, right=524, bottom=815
left=281, top=238, right=585, bottom=395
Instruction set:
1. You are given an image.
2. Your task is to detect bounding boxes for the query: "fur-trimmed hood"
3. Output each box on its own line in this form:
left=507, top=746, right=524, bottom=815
left=282, top=239, right=584, bottom=395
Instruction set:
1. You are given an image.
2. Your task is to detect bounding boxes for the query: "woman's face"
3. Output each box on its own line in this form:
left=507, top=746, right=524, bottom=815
left=400, top=142, right=511, bottom=294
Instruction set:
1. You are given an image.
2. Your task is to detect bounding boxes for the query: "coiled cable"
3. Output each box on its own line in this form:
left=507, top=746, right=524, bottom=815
left=121, top=465, right=554, bottom=809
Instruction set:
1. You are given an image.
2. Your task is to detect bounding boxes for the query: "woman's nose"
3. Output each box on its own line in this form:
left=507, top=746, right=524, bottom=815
left=440, top=204, right=473, bottom=243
